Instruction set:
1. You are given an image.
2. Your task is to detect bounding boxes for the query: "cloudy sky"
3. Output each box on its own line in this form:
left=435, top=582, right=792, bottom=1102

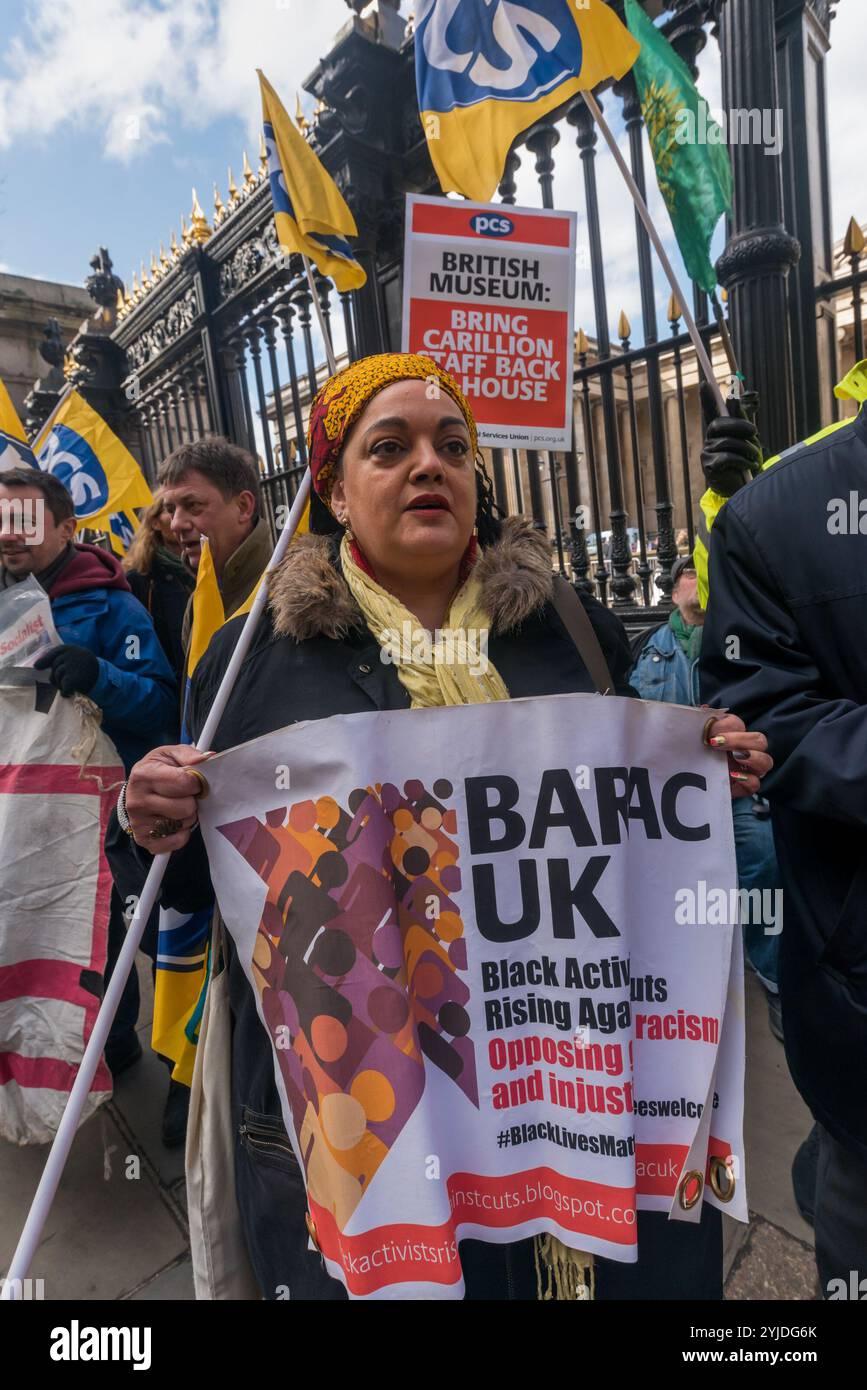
left=0, top=0, right=861, bottom=356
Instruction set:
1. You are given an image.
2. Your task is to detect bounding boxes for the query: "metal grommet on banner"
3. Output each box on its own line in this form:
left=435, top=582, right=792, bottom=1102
left=304, top=1211, right=320, bottom=1252
left=702, top=716, right=719, bottom=747
left=678, top=1169, right=704, bottom=1210
left=187, top=768, right=210, bottom=799
left=709, top=1155, right=737, bottom=1203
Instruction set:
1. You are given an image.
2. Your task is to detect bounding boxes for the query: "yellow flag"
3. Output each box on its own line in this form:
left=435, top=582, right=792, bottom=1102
left=32, top=389, right=152, bottom=531
left=258, top=70, right=367, bottom=291
left=414, top=0, right=639, bottom=201
left=185, top=539, right=225, bottom=680
left=186, top=498, right=310, bottom=679
left=0, top=377, right=38, bottom=470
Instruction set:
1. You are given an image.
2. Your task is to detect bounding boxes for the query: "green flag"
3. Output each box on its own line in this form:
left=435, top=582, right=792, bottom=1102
left=624, top=0, right=732, bottom=293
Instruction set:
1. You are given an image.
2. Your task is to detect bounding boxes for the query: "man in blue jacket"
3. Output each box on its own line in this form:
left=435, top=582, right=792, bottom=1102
left=0, top=466, right=176, bottom=1072
left=0, top=468, right=176, bottom=769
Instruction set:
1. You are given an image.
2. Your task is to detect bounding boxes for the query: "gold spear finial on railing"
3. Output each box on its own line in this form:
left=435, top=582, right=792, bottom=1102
left=617, top=309, right=631, bottom=342
left=130, top=270, right=141, bottom=304
left=115, top=286, right=125, bottom=319
left=169, top=230, right=180, bottom=261
left=242, top=149, right=256, bottom=189
left=667, top=291, right=681, bottom=324
left=227, top=165, right=240, bottom=208
left=844, top=215, right=865, bottom=258
left=295, top=92, right=309, bottom=135
left=576, top=327, right=590, bottom=356
left=159, top=242, right=170, bottom=273
left=150, top=251, right=161, bottom=282
left=141, top=259, right=152, bottom=292
left=181, top=213, right=193, bottom=247
left=213, top=183, right=225, bottom=224
left=189, top=188, right=212, bottom=244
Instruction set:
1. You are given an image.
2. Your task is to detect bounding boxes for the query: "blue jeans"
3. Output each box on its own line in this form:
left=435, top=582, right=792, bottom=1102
left=732, top=797, right=780, bottom=991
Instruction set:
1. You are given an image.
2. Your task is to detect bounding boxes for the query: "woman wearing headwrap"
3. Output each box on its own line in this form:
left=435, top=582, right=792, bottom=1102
left=114, top=353, right=771, bottom=1301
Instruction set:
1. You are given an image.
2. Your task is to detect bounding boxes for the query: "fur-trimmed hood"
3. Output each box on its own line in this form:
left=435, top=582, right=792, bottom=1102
left=267, top=516, right=554, bottom=642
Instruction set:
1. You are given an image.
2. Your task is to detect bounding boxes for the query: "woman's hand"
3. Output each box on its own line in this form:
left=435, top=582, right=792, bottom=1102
left=701, top=710, right=773, bottom=800
left=125, top=745, right=213, bottom=852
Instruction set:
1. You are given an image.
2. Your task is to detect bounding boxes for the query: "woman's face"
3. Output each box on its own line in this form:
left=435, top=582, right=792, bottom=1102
left=154, top=503, right=178, bottom=549
left=330, top=379, right=477, bottom=580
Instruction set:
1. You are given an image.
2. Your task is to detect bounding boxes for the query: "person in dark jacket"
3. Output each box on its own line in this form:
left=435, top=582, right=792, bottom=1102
left=157, top=436, right=274, bottom=674
left=123, top=490, right=195, bottom=690
left=112, top=353, right=770, bottom=1301
left=0, top=466, right=177, bottom=1076
left=631, top=556, right=782, bottom=1038
left=700, top=399, right=867, bottom=1296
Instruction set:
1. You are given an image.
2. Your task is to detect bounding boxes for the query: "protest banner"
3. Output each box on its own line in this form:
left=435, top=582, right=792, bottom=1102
left=401, top=194, right=577, bottom=451
left=0, top=675, right=121, bottom=1143
left=198, top=692, right=747, bottom=1300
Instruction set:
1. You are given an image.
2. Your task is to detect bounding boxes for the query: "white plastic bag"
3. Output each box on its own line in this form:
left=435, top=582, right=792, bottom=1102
left=0, top=575, right=62, bottom=670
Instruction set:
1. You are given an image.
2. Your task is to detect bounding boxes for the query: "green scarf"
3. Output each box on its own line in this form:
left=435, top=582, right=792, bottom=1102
left=669, top=608, right=703, bottom=663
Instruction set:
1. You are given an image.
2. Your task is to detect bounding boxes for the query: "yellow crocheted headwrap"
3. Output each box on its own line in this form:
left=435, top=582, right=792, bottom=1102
left=306, top=352, right=478, bottom=509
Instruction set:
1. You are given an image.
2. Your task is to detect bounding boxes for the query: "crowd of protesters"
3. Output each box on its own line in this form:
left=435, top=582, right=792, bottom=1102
left=0, top=348, right=864, bottom=1302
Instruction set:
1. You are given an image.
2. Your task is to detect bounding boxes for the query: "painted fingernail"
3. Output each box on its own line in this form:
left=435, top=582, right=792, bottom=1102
left=730, top=771, right=751, bottom=782
left=710, top=735, right=727, bottom=747
left=732, top=750, right=751, bottom=761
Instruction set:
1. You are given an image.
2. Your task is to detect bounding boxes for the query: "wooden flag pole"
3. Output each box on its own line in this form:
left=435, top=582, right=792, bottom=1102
left=581, top=91, right=727, bottom=416
left=1, top=469, right=312, bottom=1298
left=303, top=255, right=339, bottom=376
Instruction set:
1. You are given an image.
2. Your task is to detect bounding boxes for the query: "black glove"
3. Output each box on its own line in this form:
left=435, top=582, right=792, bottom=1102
left=699, top=380, right=763, bottom=498
left=34, top=644, right=100, bottom=697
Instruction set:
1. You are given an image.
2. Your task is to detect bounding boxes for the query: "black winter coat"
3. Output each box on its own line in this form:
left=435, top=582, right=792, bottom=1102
left=148, top=521, right=634, bottom=1130
left=110, top=520, right=728, bottom=1299
left=126, top=551, right=195, bottom=686
left=700, top=405, right=867, bottom=1157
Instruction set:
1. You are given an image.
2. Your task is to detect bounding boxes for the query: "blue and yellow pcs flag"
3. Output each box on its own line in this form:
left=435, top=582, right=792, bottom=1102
left=32, top=389, right=152, bottom=549
left=415, top=0, right=639, bottom=201
left=258, top=69, right=367, bottom=292
left=153, top=906, right=213, bottom=1088
left=0, top=377, right=38, bottom=471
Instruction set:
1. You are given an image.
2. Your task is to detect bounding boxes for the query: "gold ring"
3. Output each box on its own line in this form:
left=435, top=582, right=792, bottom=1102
left=187, top=768, right=209, bottom=799
left=678, top=1169, right=704, bottom=1210
left=150, top=816, right=183, bottom=839
left=709, top=1154, right=737, bottom=1203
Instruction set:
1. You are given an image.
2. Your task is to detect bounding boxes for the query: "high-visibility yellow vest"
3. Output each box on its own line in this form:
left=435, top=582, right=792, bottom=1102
left=695, top=360, right=867, bottom=608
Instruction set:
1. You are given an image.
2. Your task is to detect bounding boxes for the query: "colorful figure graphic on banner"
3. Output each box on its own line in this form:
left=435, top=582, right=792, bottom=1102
left=218, top=775, right=478, bottom=1230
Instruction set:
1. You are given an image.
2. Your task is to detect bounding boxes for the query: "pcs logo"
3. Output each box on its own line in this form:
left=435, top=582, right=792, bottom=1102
left=469, top=213, right=514, bottom=239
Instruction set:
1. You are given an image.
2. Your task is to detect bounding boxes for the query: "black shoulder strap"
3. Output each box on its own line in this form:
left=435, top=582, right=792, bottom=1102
left=550, top=576, right=614, bottom=696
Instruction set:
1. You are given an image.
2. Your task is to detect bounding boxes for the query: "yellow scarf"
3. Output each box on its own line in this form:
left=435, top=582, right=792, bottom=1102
left=341, top=534, right=594, bottom=1301
left=340, top=534, right=509, bottom=707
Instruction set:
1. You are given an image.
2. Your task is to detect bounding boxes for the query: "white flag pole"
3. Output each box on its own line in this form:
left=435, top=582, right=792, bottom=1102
left=581, top=90, right=727, bottom=416
left=1, top=469, right=312, bottom=1297
left=30, top=381, right=75, bottom=456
